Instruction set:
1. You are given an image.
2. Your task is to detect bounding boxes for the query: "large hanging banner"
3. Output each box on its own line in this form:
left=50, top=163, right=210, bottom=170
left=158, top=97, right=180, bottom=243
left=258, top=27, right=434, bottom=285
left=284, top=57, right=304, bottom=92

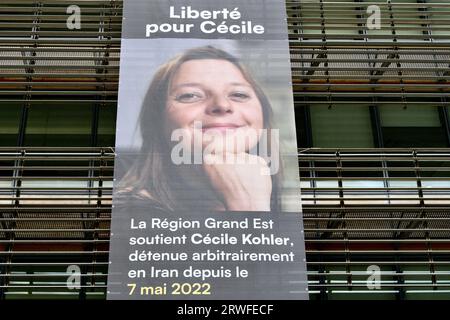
left=107, top=0, right=308, bottom=300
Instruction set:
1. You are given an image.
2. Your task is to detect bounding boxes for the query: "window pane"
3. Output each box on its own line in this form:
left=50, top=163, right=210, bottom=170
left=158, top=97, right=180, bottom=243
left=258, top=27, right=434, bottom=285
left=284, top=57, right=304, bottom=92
left=447, top=106, right=450, bottom=120
left=97, top=103, right=117, bottom=147
left=323, top=0, right=360, bottom=36
left=430, top=1, right=450, bottom=38
left=311, top=105, right=374, bottom=147
left=380, top=105, right=447, bottom=147
left=392, top=0, right=424, bottom=39
left=294, top=105, right=310, bottom=148
left=25, top=103, right=92, bottom=147
left=0, top=102, right=21, bottom=146
left=381, top=105, right=441, bottom=127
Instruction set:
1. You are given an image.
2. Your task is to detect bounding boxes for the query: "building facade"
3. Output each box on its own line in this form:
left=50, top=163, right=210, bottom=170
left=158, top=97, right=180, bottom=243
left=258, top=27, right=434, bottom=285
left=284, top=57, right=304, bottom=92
left=0, top=0, right=450, bottom=299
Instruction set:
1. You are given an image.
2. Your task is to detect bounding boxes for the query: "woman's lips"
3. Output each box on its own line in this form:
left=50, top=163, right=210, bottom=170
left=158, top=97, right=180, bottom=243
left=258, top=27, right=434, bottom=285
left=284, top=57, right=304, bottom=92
left=201, top=124, right=244, bottom=133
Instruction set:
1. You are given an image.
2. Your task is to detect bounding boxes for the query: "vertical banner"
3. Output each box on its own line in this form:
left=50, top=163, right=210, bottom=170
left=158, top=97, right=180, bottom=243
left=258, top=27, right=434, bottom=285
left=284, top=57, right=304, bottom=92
left=108, top=0, right=308, bottom=300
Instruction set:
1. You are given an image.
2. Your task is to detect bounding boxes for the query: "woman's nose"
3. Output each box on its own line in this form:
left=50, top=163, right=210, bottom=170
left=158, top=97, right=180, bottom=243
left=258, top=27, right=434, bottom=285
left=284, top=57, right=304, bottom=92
left=206, top=95, right=233, bottom=115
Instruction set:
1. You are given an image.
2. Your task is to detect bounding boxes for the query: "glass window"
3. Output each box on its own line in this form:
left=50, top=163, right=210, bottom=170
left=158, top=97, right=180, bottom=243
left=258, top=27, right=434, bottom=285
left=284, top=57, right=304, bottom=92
left=429, top=0, right=450, bottom=40
left=323, top=0, right=360, bottom=36
left=391, top=0, right=425, bottom=40
left=294, top=105, right=311, bottom=148
left=380, top=105, right=447, bottom=147
left=363, top=0, right=392, bottom=39
left=0, top=102, right=22, bottom=146
left=291, top=0, right=360, bottom=38
left=25, top=103, right=92, bottom=147
left=294, top=2, right=322, bottom=37
left=311, top=105, right=374, bottom=148
left=97, top=103, right=117, bottom=147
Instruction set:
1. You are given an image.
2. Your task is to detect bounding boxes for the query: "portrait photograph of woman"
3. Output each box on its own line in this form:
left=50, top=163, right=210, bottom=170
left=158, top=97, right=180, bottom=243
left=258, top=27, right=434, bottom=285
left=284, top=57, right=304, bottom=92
left=114, top=40, right=301, bottom=214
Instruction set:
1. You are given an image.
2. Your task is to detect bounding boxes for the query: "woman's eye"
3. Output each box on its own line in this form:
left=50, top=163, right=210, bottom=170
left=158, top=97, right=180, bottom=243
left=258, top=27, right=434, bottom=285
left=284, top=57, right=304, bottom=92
left=229, top=92, right=251, bottom=101
left=174, top=92, right=204, bottom=103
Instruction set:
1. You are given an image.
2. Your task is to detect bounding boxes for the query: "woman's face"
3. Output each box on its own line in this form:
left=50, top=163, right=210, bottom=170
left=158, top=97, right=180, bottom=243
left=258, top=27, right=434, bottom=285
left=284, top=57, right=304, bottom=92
left=165, top=59, right=264, bottom=154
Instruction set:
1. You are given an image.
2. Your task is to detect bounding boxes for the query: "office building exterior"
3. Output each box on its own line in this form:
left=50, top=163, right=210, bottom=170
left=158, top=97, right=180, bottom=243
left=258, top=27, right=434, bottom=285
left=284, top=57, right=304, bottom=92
left=0, top=0, right=449, bottom=300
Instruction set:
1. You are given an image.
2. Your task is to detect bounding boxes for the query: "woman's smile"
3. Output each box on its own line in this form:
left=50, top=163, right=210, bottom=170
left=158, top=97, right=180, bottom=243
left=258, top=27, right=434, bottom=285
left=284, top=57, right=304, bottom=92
left=165, top=59, right=264, bottom=153
left=201, top=123, right=245, bottom=134
left=121, top=46, right=278, bottom=212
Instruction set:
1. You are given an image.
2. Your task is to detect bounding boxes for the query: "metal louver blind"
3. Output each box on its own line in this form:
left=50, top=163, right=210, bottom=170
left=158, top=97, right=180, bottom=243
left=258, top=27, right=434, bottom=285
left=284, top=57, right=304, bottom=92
left=0, top=0, right=120, bottom=105
left=1, top=148, right=450, bottom=299
left=300, top=148, right=450, bottom=299
left=288, top=0, right=450, bottom=108
left=0, top=0, right=121, bottom=299
left=0, top=0, right=450, bottom=300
